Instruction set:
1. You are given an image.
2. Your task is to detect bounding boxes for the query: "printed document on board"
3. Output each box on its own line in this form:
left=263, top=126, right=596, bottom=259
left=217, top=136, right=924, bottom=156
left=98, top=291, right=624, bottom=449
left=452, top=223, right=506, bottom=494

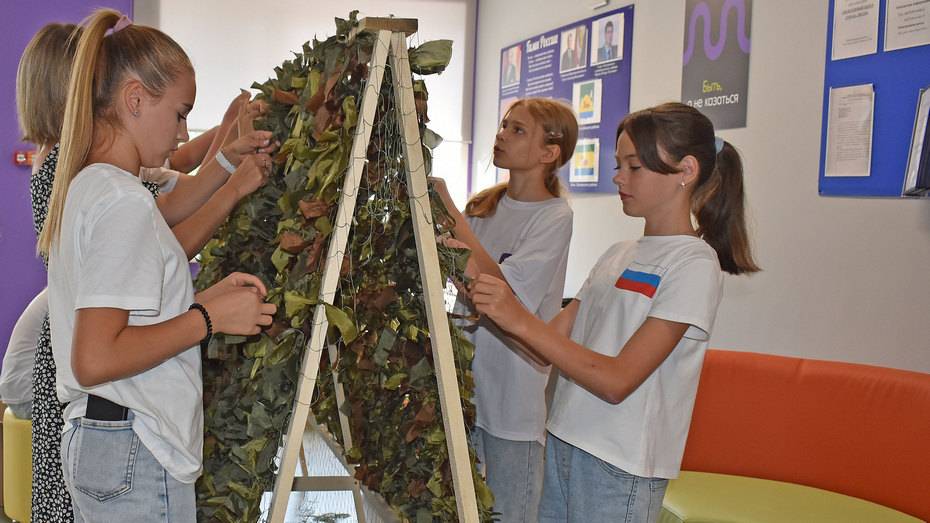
left=825, top=84, right=875, bottom=178
left=885, top=0, right=930, bottom=52
left=832, top=0, right=880, bottom=60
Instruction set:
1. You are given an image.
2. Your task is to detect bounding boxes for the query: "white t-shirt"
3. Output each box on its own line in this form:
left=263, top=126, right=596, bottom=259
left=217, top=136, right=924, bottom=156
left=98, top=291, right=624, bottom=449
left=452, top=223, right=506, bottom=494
left=47, top=163, right=202, bottom=483
left=462, top=194, right=573, bottom=444
left=0, top=288, right=47, bottom=409
left=547, top=236, right=723, bottom=478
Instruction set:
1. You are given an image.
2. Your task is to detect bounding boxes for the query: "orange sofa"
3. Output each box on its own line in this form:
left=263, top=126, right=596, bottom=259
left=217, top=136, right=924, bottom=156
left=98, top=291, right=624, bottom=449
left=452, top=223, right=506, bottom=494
left=670, top=349, right=930, bottom=521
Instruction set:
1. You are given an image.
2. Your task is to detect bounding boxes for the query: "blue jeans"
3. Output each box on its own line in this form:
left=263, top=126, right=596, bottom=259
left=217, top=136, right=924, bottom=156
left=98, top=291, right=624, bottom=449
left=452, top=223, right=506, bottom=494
left=539, top=433, right=668, bottom=523
left=61, top=417, right=195, bottom=522
left=471, top=427, right=544, bottom=523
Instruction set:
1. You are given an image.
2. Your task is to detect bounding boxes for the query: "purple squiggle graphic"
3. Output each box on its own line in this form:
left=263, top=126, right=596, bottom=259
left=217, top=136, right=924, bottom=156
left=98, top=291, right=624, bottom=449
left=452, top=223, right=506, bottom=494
left=683, top=0, right=751, bottom=65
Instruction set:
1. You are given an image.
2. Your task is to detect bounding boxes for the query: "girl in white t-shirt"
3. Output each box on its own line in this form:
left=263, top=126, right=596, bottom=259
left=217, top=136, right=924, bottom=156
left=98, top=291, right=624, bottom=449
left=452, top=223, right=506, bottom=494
left=431, top=98, right=577, bottom=523
left=39, top=10, right=276, bottom=521
left=470, top=102, right=760, bottom=523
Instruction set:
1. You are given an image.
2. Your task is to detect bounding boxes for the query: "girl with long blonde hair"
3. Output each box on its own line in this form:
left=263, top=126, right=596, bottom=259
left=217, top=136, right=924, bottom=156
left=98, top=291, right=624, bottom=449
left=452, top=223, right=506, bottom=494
left=432, top=97, right=578, bottom=522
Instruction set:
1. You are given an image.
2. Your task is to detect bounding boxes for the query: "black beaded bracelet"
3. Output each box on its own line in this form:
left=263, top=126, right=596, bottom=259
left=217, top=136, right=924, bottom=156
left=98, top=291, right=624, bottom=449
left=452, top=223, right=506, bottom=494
left=189, top=302, right=212, bottom=351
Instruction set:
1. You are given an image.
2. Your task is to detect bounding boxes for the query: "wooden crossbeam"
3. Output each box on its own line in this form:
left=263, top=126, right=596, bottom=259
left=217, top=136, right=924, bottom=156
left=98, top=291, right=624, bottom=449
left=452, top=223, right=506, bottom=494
left=358, top=17, right=418, bottom=35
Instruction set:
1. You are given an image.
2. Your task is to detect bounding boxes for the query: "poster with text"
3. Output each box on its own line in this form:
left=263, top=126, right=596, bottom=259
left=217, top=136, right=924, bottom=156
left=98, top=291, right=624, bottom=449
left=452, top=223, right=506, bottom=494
left=681, top=0, right=752, bottom=129
left=497, top=5, right=633, bottom=193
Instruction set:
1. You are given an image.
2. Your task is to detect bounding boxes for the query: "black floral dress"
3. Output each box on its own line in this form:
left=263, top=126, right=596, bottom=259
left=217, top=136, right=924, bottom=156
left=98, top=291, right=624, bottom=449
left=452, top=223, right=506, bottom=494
left=29, top=144, right=160, bottom=522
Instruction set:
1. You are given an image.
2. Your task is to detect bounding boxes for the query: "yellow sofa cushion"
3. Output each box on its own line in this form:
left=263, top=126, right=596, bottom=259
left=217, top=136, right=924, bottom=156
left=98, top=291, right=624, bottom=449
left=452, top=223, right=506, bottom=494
left=660, top=471, right=922, bottom=523
left=3, top=407, right=32, bottom=523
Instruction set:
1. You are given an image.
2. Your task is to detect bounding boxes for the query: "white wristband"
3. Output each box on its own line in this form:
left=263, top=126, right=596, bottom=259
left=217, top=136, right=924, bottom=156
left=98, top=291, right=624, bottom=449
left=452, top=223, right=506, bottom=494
left=215, top=150, right=236, bottom=174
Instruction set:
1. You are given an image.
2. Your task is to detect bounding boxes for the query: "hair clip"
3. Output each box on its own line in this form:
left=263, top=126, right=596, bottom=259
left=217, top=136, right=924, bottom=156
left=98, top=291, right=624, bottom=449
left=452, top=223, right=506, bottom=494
left=112, top=14, right=133, bottom=33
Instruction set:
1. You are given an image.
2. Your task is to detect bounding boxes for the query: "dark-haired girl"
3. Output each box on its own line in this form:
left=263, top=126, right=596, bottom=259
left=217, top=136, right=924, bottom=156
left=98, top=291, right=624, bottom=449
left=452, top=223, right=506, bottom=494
left=470, top=102, right=759, bottom=522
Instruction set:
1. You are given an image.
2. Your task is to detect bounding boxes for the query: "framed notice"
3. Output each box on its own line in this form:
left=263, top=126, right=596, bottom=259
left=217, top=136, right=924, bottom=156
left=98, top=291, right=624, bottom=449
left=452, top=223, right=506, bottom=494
left=497, top=5, right=634, bottom=193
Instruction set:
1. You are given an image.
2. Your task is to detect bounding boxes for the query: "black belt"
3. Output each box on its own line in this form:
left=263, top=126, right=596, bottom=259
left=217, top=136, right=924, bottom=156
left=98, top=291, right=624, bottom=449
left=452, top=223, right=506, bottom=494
left=86, top=394, right=130, bottom=421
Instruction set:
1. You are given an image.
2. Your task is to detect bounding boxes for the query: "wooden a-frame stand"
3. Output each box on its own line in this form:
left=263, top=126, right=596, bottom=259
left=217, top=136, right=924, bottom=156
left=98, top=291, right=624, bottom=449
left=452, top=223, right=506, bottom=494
left=266, top=18, right=480, bottom=523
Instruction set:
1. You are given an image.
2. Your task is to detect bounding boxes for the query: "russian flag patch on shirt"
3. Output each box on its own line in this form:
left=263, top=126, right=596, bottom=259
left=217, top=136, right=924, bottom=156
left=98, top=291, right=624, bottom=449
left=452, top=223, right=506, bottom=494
left=615, top=269, right=661, bottom=298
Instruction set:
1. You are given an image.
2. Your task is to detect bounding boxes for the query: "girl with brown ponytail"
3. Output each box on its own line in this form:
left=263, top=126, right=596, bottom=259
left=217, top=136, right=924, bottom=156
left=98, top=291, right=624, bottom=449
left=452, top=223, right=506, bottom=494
left=42, top=10, right=276, bottom=520
left=469, top=102, right=758, bottom=522
left=430, top=97, right=577, bottom=522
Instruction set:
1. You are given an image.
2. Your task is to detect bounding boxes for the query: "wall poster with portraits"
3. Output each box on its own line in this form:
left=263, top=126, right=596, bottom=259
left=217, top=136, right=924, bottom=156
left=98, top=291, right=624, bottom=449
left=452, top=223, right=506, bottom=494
left=497, top=5, right=634, bottom=193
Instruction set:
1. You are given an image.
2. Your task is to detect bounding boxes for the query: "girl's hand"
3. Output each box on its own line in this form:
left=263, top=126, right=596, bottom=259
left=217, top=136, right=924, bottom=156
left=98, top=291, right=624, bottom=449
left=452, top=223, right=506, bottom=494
left=238, top=99, right=268, bottom=138
left=220, top=130, right=276, bottom=166
left=203, top=288, right=276, bottom=336
left=222, top=91, right=251, bottom=127
left=470, top=273, right=529, bottom=330
left=227, top=153, right=272, bottom=200
left=197, top=272, right=267, bottom=304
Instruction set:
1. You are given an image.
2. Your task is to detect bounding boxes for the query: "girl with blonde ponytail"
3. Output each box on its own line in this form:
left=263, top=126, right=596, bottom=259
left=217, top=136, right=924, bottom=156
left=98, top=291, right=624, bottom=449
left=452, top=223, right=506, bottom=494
left=430, top=97, right=578, bottom=522
left=469, top=102, right=759, bottom=522
left=44, top=10, right=276, bottom=520
left=15, top=19, right=275, bottom=523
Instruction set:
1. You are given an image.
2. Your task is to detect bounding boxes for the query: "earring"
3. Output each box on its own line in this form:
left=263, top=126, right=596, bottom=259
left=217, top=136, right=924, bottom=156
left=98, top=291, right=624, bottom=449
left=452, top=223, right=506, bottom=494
left=680, top=181, right=686, bottom=187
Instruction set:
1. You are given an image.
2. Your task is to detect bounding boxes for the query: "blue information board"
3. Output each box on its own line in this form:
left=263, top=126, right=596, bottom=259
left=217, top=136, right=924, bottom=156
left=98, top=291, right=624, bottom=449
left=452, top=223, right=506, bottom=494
left=497, top=5, right=634, bottom=193
left=820, top=0, right=930, bottom=197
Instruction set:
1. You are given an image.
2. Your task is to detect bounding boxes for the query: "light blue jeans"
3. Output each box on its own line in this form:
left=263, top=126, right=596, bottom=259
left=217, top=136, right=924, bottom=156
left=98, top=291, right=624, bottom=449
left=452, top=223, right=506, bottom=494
left=471, top=427, right=544, bottom=523
left=539, top=433, right=668, bottom=523
left=61, top=416, right=195, bottom=522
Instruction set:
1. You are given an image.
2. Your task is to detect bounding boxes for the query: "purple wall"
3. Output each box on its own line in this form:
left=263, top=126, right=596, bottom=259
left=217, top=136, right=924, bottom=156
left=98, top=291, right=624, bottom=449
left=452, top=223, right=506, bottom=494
left=0, top=1, right=133, bottom=364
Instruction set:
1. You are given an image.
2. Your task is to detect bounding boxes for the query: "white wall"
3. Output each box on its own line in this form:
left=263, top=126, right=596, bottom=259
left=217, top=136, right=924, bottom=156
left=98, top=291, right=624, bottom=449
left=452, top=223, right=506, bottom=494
left=137, top=0, right=477, bottom=207
left=472, top=0, right=930, bottom=373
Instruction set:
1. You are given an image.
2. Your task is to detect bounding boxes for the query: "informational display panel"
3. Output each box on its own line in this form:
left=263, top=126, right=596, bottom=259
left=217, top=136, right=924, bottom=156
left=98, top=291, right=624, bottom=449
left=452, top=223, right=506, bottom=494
left=497, top=5, right=634, bottom=193
left=820, top=0, right=930, bottom=197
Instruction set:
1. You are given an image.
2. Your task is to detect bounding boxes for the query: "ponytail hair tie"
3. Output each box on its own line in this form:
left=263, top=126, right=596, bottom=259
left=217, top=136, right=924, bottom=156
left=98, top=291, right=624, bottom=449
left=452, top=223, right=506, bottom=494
left=714, top=136, right=725, bottom=154
left=112, top=14, right=133, bottom=33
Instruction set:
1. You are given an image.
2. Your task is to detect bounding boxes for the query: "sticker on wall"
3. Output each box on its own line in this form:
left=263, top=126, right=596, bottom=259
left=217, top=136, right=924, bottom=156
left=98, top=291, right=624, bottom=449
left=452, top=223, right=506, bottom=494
left=570, top=138, right=600, bottom=185
left=681, top=0, right=752, bottom=129
left=573, top=79, right=603, bottom=126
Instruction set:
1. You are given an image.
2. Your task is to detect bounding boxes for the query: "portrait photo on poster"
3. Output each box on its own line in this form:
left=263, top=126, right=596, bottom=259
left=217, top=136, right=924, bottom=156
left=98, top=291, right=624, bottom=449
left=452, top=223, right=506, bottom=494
left=592, top=13, right=624, bottom=65
left=573, top=79, right=603, bottom=126
left=570, top=138, right=600, bottom=185
left=560, top=25, right=589, bottom=74
left=501, top=44, right=522, bottom=88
